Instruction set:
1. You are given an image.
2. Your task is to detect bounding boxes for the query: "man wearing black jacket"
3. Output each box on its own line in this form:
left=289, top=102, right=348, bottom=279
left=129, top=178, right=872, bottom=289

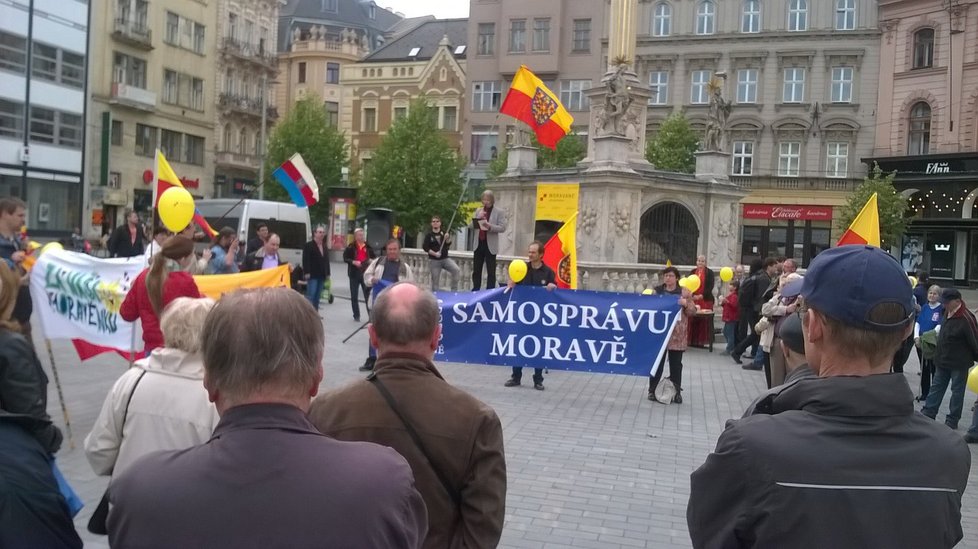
left=342, top=228, right=375, bottom=322
left=730, top=257, right=778, bottom=367
left=503, top=241, right=556, bottom=391
left=301, top=225, right=331, bottom=311
left=421, top=216, right=460, bottom=292
left=688, top=245, right=971, bottom=549
left=107, top=209, right=146, bottom=258
left=921, top=288, right=978, bottom=430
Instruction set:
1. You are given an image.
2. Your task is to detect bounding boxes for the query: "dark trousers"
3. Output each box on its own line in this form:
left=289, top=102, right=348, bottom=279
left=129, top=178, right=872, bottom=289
left=349, top=273, right=369, bottom=319
left=472, top=240, right=496, bottom=290
left=732, top=310, right=761, bottom=358
left=511, top=366, right=543, bottom=384
left=649, top=350, right=684, bottom=394
left=917, top=347, right=934, bottom=398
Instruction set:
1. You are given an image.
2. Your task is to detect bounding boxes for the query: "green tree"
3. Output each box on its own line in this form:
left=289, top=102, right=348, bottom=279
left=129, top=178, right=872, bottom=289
left=644, top=111, right=699, bottom=173
left=261, top=95, right=349, bottom=224
left=359, top=98, right=465, bottom=236
left=486, top=131, right=587, bottom=179
left=837, top=162, right=908, bottom=248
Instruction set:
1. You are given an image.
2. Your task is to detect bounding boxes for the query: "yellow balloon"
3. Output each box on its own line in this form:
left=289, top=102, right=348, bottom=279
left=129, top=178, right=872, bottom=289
left=908, top=276, right=917, bottom=288
left=685, top=275, right=701, bottom=293
left=40, top=241, right=63, bottom=255
left=158, top=186, right=195, bottom=233
left=508, top=259, right=528, bottom=283
left=719, top=266, right=734, bottom=282
left=968, top=366, right=978, bottom=394
left=642, top=288, right=654, bottom=295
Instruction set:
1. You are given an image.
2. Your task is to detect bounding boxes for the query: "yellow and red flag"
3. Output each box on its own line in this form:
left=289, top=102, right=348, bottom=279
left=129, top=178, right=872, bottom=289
left=499, top=65, right=573, bottom=150
left=837, top=193, right=880, bottom=247
left=542, top=212, right=578, bottom=289
left=154, top=150, right=218, bottom=237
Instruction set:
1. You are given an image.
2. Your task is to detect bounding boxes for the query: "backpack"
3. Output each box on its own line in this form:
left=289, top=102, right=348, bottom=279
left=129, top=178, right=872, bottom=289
left=738, top=274, right=757, bottom=311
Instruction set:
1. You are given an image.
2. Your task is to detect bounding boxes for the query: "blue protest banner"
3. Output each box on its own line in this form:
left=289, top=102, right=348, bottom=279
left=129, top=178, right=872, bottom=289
left=435, top=286, right=682, bottom=376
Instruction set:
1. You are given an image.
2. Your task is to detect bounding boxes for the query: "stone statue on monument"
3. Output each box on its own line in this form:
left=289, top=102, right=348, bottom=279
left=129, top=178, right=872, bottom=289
left=599, top=63, right=632, bottom=136
left=704, top=74, right=731, bottom=152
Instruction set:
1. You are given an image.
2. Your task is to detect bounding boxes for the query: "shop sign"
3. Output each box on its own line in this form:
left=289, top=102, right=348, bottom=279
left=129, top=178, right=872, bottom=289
left=742, top=204, right=833, bottom=221
left=232, top=178, right=256, bottom=196
left=870, top=154, right=978, bottom=176
left=180, top=177, right=200, bottom=189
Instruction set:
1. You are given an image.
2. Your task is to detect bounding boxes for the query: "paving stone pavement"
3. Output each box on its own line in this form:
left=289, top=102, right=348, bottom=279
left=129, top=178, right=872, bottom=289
left=38, top=263, right=978, bottom=548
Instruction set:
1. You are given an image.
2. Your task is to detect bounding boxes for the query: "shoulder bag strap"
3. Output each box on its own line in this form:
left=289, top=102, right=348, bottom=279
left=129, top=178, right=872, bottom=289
left=367, top=371, right=461, bottom=508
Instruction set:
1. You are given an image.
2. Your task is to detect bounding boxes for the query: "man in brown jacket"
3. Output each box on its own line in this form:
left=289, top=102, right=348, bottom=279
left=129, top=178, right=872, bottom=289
left=310, top=282, right=507, bottom=549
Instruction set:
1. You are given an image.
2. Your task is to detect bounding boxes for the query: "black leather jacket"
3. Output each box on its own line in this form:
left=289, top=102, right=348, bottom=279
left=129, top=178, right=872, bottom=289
left=0, top=329, right=63, bottom=455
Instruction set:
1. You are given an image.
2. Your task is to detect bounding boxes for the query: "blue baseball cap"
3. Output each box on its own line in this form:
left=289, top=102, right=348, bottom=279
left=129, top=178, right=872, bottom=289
left=800, top=245, right=915, bottom=332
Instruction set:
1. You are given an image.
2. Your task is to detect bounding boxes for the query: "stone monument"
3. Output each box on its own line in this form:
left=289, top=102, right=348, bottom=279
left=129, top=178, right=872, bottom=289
left=695, top=74, right=733, bottom=184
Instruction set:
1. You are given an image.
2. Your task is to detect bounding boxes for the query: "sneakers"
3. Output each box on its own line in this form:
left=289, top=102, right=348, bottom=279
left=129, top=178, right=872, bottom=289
left=742, top=364, right=762, bottom=371
left=353, top=315, right=361, bottom=322
left=648, top=392, right=655, bottom=401
left=965, top=434, right=978, bottom=444
left=534, top=383, right=545, bottom=391
left=945, top=421, right=958, bottom=430
left=673, top=389, right=683, bottom=404
left=358, top=357, right=375, bottom=372
left=504, top=378, right=521, bottom=387
left=730, top=354, right=743, bottom=366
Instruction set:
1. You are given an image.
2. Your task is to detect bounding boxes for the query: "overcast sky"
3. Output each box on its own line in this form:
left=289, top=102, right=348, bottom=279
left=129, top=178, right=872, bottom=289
left=378, top=1, right=468, bottom=19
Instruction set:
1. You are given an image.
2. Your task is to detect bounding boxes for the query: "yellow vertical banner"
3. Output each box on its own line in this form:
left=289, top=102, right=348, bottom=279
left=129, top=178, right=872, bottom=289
left=535, top=183, right=580, bottom=222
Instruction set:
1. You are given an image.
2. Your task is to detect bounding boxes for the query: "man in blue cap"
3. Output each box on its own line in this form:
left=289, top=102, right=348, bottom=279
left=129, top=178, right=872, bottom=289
left=687, top=245, right=971, bottom=548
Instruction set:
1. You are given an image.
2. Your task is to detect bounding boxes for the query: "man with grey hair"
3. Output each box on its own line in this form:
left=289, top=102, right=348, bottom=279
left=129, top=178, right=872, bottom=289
left=344, top=227, right=375, bottom=321
left=108, top=288, right=428, bottom=548
left=471, top=190, right=506, bottom=291
left=310, top=282, right=507, bottom=549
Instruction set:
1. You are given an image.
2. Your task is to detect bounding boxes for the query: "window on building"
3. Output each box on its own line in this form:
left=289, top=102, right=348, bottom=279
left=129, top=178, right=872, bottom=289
left=191, top=78, right=204, bottom=110
left=509, top=19, right=526, bottom=52
left=477, top=23, right=495, bottom=55
left=165, top=11, right=179, bottom=44
left=649, top=71, right=669, bottom=105
left=690, top=70, right=711, bottom=104
left=113, top=52, right=147, bottom=88
left=161, top=129, right=181, bottom=160
left=393, top=105, right=407, bottom=121
left=778, top=141, right=801, bottom=176
left=471, top=127, right=498, bottom=163
left=782, top=67, right=805, bottom=103
left=111, top=120, right=123, bottom=146
left=325, top=101, right=339, bottom=127
left=297, top=62, right=306, bottom=84
left=560, top=80, right=591, bottom=111
left=696, top=1, right=716, bottom=35
left=652, top=2, right=671, bottom=37
left=831, top=67, right=853, bottom=103
left=472, top=81, right=501, bottom=111
left=835, top=0, right=855, bottom=30
left=134, top=0, right=148, bottom=27
left=363, top=107, right=377, bottom=132
left=28, top=106, right=55, bottom=144
left=222, top=124, right=232, bottom=150
left=441, top=106, right=458, bottom=131
left=913, top=28, right=935, bottom=69
left=742, top=0, right=760, bottom=33
left=788, top=0, right=808, bottom=31
left=60, top=51, right=84, bottom=89
left=135, top=123, right=157, bottom=157
left=31, top=42, right=58, bottom=82
left=737, top=69, right=758, bottom=103
left=572, top=19, right=591, bottom=52
left=228, top=13, right=238, bottom=40
left=0, top=32, right=27, bottom=74
left=322, top=0, right=338, bottom=12
left=185, top=135, right=204, bottom=165
left=0, top=99, right=24, bottom=139
left=326, top=62, right=340, bottom=84
left=162, top=69, right=178, bottom=104
left=532, top=18, right=550, bottom=51
left=193, top=23, right=206, bottom=54
left=58, top=112, right=82, bottom=149
left=732, top=141, right=753, bottom=175
left=908, top=101, right=931, bottom=155
left=826, top=142, right=848, bottom=178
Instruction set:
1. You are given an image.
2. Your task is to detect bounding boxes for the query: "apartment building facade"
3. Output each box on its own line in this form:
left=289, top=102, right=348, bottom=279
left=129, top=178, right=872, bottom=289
left=634, top=0, right=880, bottom=267
left=464, top=0, right=606, bottom=188
left=344, top=19, right=467, bottom=171
left=1, top=0, right=89, bottom=235
left=88, top=0, right=218, bottom=229
left=866, top=0, right=978, bottom=285
left=213, top=0, right=282, bottom=198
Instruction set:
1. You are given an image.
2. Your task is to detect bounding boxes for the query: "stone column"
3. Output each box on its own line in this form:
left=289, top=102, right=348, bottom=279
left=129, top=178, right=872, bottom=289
left=608, top=0, right=638, bottom=67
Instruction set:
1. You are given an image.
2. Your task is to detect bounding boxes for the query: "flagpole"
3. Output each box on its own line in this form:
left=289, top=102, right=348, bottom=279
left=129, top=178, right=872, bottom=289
left=42, top=336, right=74, bottom=450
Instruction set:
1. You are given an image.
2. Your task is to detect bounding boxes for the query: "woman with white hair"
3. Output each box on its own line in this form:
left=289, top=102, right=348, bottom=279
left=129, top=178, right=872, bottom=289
left=84, top=297, right=221, bottom=532
left=758, top=273, right=803, bottom=388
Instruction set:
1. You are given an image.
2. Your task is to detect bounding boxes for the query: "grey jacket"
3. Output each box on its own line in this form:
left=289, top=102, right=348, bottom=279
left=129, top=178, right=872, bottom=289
left=688, top=374, right=971, bottom=549
left=108, top=403, right=428, bottom=549
left=472, top=205, right=507, bottom=255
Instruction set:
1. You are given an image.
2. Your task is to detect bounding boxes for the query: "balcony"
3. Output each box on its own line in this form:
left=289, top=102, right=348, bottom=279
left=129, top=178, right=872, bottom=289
left=221, top=37, right=277, bottom=69
left=110, top=82, right=156, bottom=111
left=219, top=93, right=277, bottom=120
left=215, top=151, right=260, bottom=172
left=112, top=18, right=153, bottom=50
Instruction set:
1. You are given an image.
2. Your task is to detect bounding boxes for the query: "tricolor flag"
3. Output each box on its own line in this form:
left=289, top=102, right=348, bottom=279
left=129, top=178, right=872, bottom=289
left=499, top=65, right=574, bottom=150
left=542, top=212, right=578, bottom=289
left=154, top=150, right=218, bottom=238
left=837, top=193, right=881, bottom=247
left=272, top=153, right=319, bottom=208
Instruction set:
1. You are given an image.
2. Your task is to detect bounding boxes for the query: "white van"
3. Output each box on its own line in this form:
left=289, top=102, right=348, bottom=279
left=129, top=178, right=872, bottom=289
left=195, top=199, right=311, bottom=266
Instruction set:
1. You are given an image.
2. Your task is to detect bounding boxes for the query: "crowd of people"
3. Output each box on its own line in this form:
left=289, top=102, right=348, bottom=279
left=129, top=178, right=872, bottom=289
left=3, top=191, right=978, bottom=547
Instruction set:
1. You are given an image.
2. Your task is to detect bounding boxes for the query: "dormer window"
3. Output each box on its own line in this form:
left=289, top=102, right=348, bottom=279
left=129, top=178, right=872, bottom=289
left=408, top=47, right=420, bottom=57
left=369, top=3, right=376, bottom=19
left=321, top=0, right=337, bottom=12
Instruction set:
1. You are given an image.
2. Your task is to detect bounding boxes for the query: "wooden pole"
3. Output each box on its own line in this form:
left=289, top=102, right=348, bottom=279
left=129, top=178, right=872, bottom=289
left=43, top=338, right=74, bottom=449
